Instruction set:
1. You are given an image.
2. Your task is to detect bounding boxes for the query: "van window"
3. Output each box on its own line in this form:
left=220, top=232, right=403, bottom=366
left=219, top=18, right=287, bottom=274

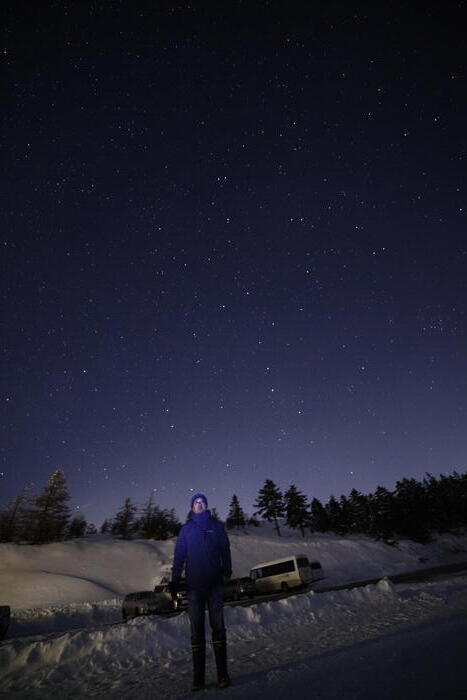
left=296, top=557, right=309, bottom=568
left=310, top=561, right=322, bottom=570
left=261, top=559, right=295, bottom=577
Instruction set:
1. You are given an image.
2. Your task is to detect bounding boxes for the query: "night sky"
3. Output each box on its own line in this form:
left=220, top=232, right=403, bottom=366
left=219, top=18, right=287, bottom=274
left=2, top=2, right=466, bottom=526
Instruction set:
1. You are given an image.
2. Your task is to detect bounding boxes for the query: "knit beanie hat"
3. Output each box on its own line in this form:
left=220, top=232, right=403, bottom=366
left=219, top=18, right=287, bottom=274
left=190, top=492, right=208, bottom=509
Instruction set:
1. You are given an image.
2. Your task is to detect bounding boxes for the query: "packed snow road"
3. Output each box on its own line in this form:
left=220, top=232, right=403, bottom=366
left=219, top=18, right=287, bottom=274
left=1, top=572, right=467, bottom=698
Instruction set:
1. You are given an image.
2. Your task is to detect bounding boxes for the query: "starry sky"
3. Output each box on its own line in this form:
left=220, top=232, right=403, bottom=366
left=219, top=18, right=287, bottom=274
left=2, top=2, right=466, bottom=526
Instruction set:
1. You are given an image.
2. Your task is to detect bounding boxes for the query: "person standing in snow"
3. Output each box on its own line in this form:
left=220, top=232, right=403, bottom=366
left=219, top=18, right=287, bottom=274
left=171, top=492, right=232, bottom=691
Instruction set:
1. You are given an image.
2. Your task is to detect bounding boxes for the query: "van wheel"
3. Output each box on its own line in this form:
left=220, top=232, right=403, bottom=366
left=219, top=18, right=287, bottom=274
left=281, top=582, right=289, bottom=593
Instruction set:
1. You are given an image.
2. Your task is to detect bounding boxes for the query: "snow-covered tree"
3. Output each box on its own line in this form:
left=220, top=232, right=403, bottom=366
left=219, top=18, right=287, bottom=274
left=284, top=484, right=308, bottom=537
left=254, top=479, right=284, bottom=536
left=226, top=494, right=247, bottom=530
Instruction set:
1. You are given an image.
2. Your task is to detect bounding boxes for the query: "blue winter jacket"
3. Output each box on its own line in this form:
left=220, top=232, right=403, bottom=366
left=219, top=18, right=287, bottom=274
left=171, top=511, right=232, bottom=590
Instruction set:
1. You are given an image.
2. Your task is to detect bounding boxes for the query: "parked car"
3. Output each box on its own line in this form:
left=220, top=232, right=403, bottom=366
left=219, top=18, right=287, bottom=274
left=309, top=559, right=325, bottom=582
left=0, top=606, right=10, bottom=641
left=122, top=583, right=186, bottom=621
left=223, top=576, right=256, bottom=601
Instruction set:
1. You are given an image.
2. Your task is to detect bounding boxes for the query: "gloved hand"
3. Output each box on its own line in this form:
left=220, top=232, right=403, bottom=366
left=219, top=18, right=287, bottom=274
left=168, top=581, right=178, bottom=600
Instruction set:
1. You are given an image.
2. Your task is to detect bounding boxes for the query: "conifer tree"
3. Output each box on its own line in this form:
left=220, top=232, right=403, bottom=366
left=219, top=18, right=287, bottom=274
left=28, top=470, right=71, bottom=544
left=0, top=484, right=31, bottom=542
left=284, top=484, right=309, bottom=537
left=226, top=494, right=247, bottom=530
left=67, top=514, right=87, bottom=538
left=368, top=486, right=395, bottom=540
left=210, top=507, right=221, bottom=522
left=138, top=494, right=181, bottom=540
left=139, top=492, right=159, bottom=538
left=112, top=497, right=137, bottom=539
left=338, top=494, right=352, bottom=534
left=393, top=478, right=430, bottom=542
left=165, top=507, right=182, bottom=536
left=254, top=479, right=284, bottom=536
left=460, top=472, right=467, bottom=526
left=326, top=495, right=344, bottom=534
left=348, top=488, right=371, bottom=534
left=423, top=472, right=465, bottom=533
left=309, top=497, right=330, bottom=532
left=100, top=519, right=112, bottom=534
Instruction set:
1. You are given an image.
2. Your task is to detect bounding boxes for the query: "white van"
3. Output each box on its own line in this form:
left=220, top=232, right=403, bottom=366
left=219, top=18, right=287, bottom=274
left=250, top=555, right=323, bottom=594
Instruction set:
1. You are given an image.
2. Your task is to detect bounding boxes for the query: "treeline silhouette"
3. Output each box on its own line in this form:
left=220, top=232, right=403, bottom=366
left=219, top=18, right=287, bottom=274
left=239, top=471, right=467, bottom=542
left=0, top=470, right=97, bottom=544
left=1, top=469, right=466, bottom=545
left=100, top=493, right=181, bottom=540
left=0, top=472, right=181, bottom=544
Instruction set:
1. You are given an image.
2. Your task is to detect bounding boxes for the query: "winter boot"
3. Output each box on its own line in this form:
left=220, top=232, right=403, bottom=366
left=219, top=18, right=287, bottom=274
left=213, top=633, right=231, bottom=689
left=191, top=641, right=206, bottom=691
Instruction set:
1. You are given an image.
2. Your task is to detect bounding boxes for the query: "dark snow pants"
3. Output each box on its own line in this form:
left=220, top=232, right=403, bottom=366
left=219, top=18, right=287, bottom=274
left=187, top=582, right=225, bottom=644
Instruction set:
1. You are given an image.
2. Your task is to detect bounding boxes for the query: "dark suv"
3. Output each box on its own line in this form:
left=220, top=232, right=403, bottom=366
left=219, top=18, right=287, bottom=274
left=224, top=576, right=256, bottom=601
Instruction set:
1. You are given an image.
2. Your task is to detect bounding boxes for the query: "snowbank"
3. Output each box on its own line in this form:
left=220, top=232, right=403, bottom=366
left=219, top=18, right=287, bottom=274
left=2, top=575, right=466, bottom=696
left=1, top=526, right=467, bottom=697
left=2, top=525, right=466, bottom=610
left=0, top=537, right=175, bottom=608
left=0, top=580, right=414, bottom=684
left=1, top=524, right=466, bottom=640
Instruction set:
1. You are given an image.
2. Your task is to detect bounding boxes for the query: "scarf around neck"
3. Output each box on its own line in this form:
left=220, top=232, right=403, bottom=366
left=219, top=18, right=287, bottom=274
left=192, top=510, right=211, bottom=528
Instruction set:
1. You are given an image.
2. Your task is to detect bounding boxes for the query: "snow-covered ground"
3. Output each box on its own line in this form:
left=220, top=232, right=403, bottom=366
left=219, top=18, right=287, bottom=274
left=1, top=524, right=467, bottom=697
